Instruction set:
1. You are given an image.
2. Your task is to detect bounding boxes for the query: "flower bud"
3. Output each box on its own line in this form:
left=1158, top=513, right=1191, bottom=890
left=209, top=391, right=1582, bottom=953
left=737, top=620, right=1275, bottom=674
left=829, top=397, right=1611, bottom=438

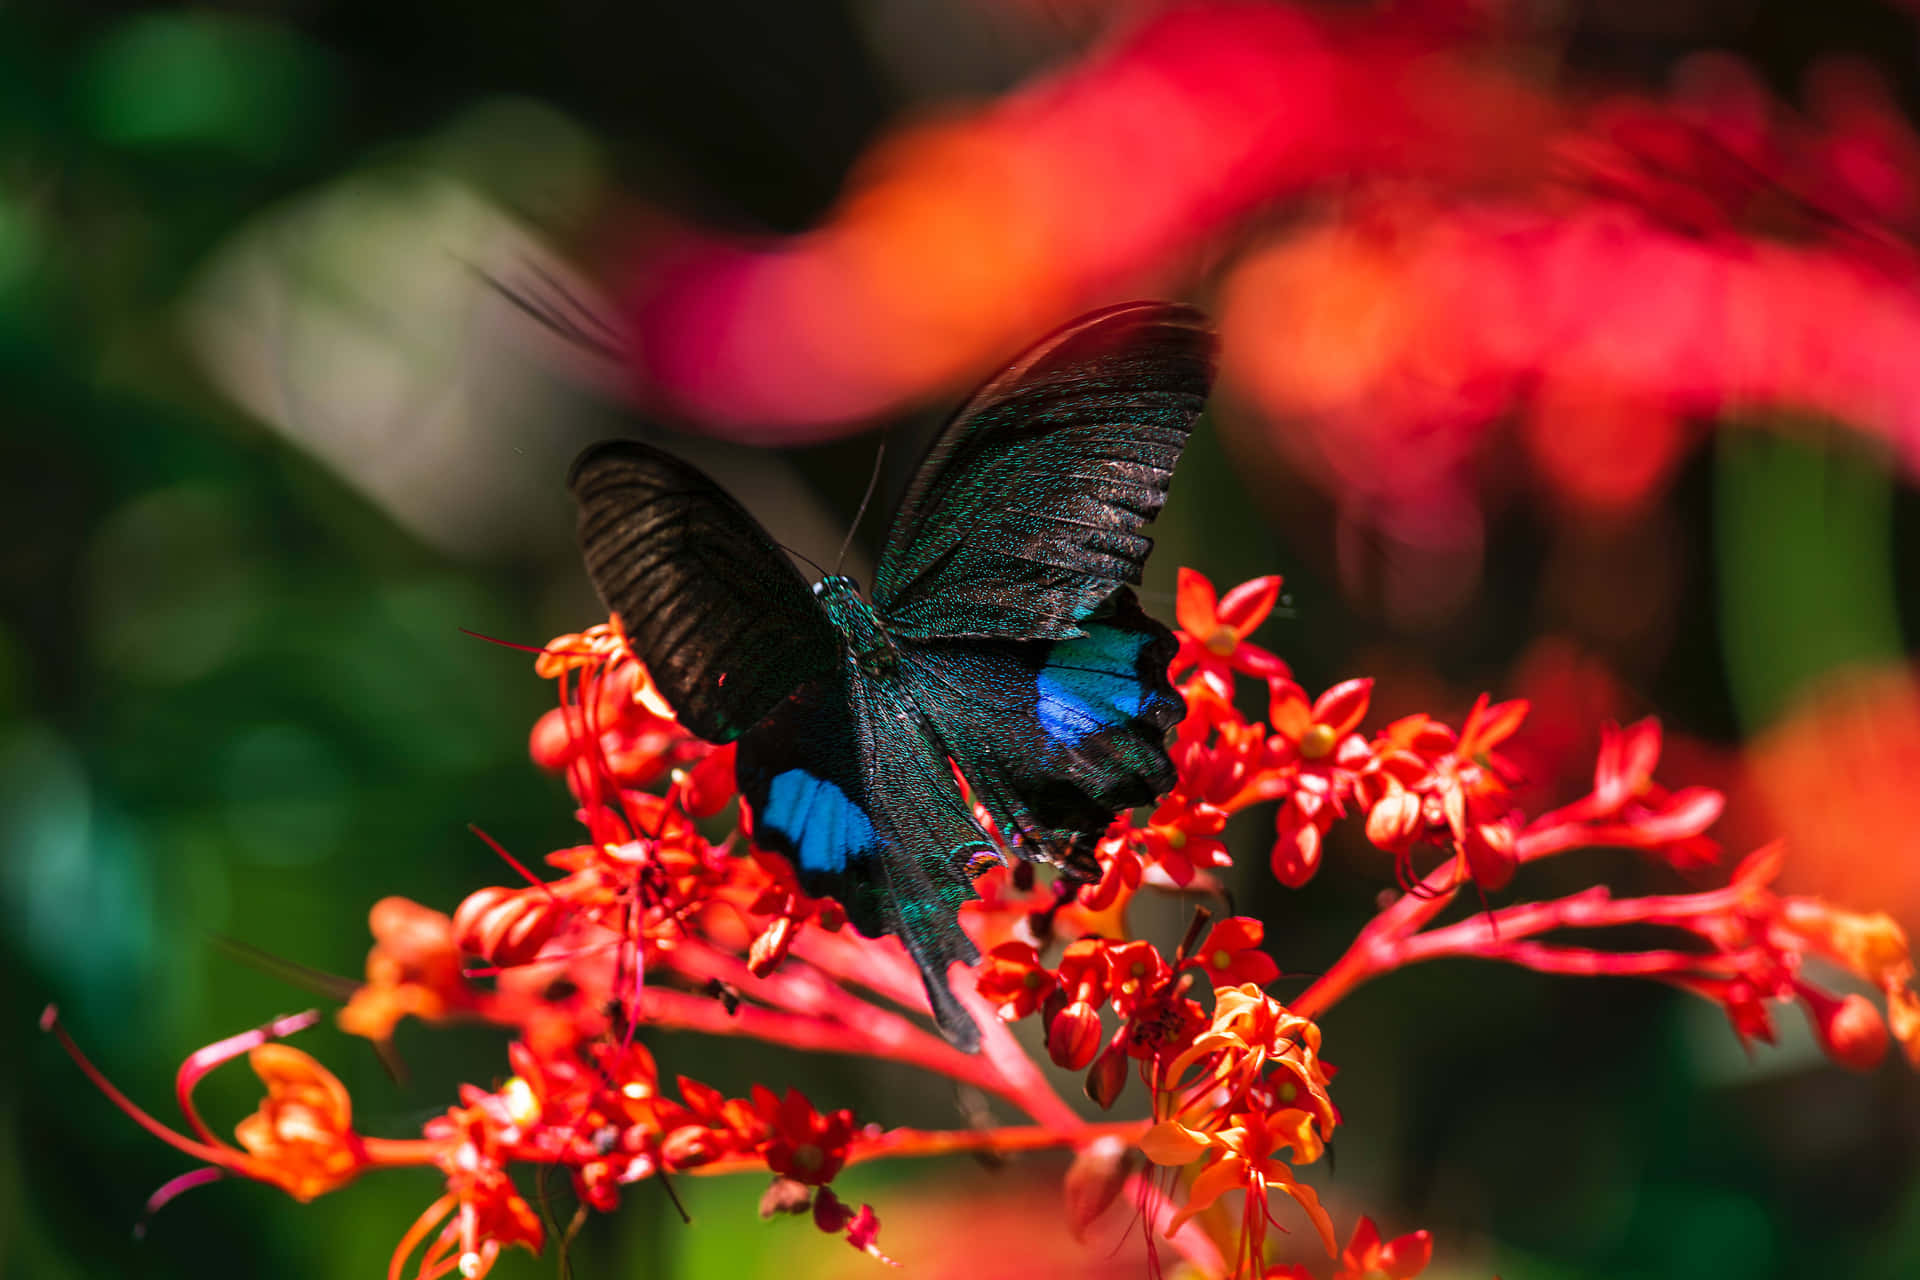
left=1048, top=1001, right=1104, bottom=1070
left=452, top=887, right=561, bottom=969
left=1064, top=1135, right=1137, bottom=1239
left=659, top=1124, right=722, bottom=1170
left=759, top=1176, right=814, bottom=1218
left=812, top=1186, right=852, bottom=1233
left=528, top=708, right=581, bottom=770
left=1366, top=790, right=1422, bottom=853
left=1270, top=820, right=1321, bottom=888
left=1805, top=989, right=1890, bottom=1072
left=1462, top=821, right=1517, bottom=892
left=1084, top=1040, right=1130, bottom=1110
left=747, top=915, right=796, bottom=977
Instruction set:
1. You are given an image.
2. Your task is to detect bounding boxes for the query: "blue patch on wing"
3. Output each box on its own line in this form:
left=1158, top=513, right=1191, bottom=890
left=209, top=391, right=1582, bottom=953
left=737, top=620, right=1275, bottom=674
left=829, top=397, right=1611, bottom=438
left=759, top=768, right=878, bottom=873
left=1036, top=626, right=1152, bottom=747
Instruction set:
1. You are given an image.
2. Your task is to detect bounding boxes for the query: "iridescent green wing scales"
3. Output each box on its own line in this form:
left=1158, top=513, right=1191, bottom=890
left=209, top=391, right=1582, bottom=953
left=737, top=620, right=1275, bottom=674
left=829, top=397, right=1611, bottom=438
left=872, top=302, right=1214, bottom=640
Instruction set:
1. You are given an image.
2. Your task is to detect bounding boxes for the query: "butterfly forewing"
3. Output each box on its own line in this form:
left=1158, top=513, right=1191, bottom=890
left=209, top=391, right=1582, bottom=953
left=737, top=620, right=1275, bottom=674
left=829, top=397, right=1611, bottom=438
left=569, top=441, right=837, bottom=743
left=872, top=302, right=1215, bottom=640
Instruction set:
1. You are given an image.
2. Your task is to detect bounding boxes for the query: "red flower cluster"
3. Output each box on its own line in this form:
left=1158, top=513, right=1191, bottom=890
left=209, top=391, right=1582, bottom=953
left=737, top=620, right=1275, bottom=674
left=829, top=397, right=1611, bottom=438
left=52, top=571, right=1920, bottom=1280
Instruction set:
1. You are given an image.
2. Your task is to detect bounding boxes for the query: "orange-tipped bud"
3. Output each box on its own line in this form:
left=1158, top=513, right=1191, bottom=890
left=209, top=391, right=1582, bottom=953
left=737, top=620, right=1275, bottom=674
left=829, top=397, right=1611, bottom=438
left=1366, top=790, right=1423, bottom=853
left=452, top=887, right=561, bottom=969
left=748, top=915, right=797, bottom=977
left=1462, top=821, right=1517, bottom=892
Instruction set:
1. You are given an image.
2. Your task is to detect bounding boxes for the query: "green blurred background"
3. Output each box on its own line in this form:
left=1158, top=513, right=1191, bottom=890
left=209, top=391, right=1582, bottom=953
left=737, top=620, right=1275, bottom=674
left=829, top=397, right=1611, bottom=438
left=4, top=2, right=1917, bottom=1278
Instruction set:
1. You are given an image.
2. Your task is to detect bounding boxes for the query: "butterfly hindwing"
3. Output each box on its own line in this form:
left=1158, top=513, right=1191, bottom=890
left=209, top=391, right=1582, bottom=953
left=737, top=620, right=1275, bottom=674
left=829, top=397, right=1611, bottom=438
left=872, top=302, right=1215, bottom=640
left=736, top=653, right=996, bottom=1052
left=570, top=441, right=838, bottom=743
left=898, top=588, right=1182, bottom=868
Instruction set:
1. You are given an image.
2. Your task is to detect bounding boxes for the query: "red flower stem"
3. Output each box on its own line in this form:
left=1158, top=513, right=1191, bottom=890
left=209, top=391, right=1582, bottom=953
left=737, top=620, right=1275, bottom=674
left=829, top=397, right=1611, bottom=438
left=1396, top=879, right=1764, bottom=964
left=41, top=1006, right=235, bottom=1167
left=637, top=987, right=1021, bottom=1100
left=787, top=928, right=931, bottom=1015
left=1291, top=808, right=1691, bottom=1017
left=689, top=1119, right=1154, bottom=1177
left=1293, top=861, right=1464, bottom=1019
left=955, top=964, right=1085, bottom=1132
left=1397, top=938, right=1734, bottom=978
left=791, top=925, right=1082, bottom=1127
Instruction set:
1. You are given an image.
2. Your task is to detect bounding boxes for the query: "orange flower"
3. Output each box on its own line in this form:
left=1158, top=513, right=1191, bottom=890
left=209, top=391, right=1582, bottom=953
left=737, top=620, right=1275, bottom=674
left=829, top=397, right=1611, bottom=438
left=1141, top=1109, right=1338, bottom=1271
left=43, top=1007, right=422, bottom=1211
left=232, top=1044, right=370, bottom=1202
left=338, top=897, right=478, bottom=1043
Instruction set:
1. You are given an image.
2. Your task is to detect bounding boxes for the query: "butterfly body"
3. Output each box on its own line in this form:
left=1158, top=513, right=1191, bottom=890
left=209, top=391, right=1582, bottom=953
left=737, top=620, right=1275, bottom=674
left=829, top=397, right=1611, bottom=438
left=570, top=302, right=1216, bottom=1049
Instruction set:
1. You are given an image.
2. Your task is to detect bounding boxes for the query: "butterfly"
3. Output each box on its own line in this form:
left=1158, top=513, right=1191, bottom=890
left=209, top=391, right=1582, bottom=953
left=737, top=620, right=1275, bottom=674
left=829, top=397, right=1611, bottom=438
left=568, top=301, right=1216, bottom=1049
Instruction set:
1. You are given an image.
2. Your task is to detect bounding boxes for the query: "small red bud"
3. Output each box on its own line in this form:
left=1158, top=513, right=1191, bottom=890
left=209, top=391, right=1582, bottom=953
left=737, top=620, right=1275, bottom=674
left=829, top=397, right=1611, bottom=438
left=1462, top=821, right=1517, bottom=892
left=528, top=708, right=581, bottom=770
left=1084, top=1040, right=1129, bottom=1110
left=1064, top=1135, right=1138, bottom=1239
left=812, top=1186, right=852, bottom=1234
left=1047, top=1001, right=1104, bottom=1070
left=760, top=1176, right=814, bottom=1218
left=748, top=915, right=797, bottom=977
left=659, top=1124, right=722, bottom=1170
left=1808, top=990, right=1890, bottom=1072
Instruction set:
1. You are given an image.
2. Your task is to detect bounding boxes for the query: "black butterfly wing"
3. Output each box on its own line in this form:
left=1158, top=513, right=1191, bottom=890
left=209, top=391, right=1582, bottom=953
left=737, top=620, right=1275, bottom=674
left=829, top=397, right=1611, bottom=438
left=569, top=440, right=838, bottom=744
left=896, top=588, right=1182, bottom=872
left=871, top=302, right=1215, bottom=641
left=735, top=664, right=997, bottom=1051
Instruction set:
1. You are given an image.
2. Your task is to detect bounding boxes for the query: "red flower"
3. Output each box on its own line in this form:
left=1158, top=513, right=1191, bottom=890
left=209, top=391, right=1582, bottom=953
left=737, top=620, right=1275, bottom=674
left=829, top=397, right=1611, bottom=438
left=1266, top=677, right=1376, bottom=888
left=1190, top=917, right=1282, bottom=989
left=1331, top=1215, right=1432, bottom=1280
left=1138, top=799, right=1232, bottom=887
left=761, top=1090, right=854, bottom=1187
left=976, top=941, right=1058, bottom=1020
left=1174, top=569, right=1291, bottom=697
left=1104, top=940, right=1172, bottom=1016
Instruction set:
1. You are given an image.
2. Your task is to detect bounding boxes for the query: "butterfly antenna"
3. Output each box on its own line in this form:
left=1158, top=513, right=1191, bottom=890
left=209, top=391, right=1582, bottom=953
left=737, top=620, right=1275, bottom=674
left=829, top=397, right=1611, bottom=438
left=780, top=542, right=828, bottom=578
left=835, top=437, right=887, bottom=575
left=467, top=261, right=626, bottom=364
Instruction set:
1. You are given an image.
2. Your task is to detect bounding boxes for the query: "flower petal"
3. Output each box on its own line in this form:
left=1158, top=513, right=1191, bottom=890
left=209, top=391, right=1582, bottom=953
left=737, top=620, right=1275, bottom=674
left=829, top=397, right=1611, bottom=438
left=1176, top=567, right=1221, bottom=636
left=1218, top=575, right=1283, bottom=634
left=1139, top=1120, right=1212, bottom=1166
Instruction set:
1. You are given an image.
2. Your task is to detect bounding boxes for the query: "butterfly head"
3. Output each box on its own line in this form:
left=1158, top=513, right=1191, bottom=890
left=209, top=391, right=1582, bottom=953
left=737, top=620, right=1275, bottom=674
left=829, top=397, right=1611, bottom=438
left=811, top=573, right=862, bottom=600
left=812, top=575, right=898, bottom=677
